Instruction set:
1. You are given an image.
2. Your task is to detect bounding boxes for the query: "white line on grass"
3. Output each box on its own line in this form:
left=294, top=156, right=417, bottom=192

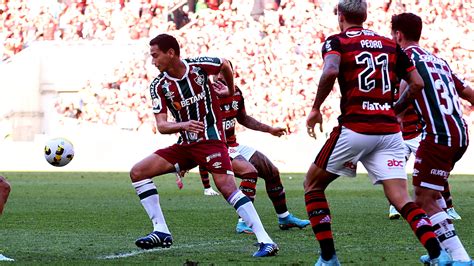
left=99, top=239, right=246, bottom=260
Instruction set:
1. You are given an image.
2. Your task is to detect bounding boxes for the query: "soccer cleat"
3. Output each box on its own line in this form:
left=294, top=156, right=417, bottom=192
left=204, top=187, right=220, bottom=196
left=135, top=231, right=173, bottom=250
left=0, top=254, right=14, bottom=262
left=446, top=207, right=462, bottom=220
left=420, top=250, right=452, bottom=266
left=253, top=242, right=279, bottom=257
left=236, top=220, right=254, bottom=234
left=278, top=213, right=310, bottom=230
left=451, top=260, right=473, bottom=266
left=389, top=205, right=401, bottom=220
left=315, top=255, right=341, bottom=266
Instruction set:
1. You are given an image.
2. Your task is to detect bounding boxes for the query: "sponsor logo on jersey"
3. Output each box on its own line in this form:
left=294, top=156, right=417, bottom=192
left=362, top=101, right=391, bottom=111
left=387, top=159, right=403, bottom=167
left=346, top=30, right=362, bottom=38
left=180, top=91, right=206, bottom=108
left=223, top=119, right=236, bottom=130
left=419, top=54, right=447, bottom=65
left=206, top=152, right=222, bottom=162
left=430, top=169, right=449, bottom=178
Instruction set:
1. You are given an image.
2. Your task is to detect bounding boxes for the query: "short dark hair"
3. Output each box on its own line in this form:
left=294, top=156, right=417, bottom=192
left=149, top=34, right=180, bottom=56
left=391, top=13, right=422, bottom=42
left=337, top=0, right=367, bottom=25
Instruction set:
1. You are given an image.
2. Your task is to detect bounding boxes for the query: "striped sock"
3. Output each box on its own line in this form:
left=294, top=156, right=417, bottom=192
left=305, top=190, right=335, bottom=261
left=132, top=179, right=170, bottom=234
left=265, top=178, right=288, bottom=216
left=400, top=202, right=440, bottom=259
left=199, top=166, right=211, bottom=189
left=239, top=172, right=258, bottom=201
left=228, top=190, right=273, bottom=244
left=431, top=211, right=470, bottom=261
left=441, top=183, right=453, bottom=209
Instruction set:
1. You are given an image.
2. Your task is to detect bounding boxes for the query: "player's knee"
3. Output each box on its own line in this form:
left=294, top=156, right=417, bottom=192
left=130, top=165, right=145, bottom=182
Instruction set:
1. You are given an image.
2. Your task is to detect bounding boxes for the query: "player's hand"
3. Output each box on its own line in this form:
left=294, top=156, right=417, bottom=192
left=212, top=80, right=231, bottom=97
left=306, top=109, right=323, bottom=139
left=180, top=120, right=204, bottom=133
left=269, top=127, right=287, bottom=137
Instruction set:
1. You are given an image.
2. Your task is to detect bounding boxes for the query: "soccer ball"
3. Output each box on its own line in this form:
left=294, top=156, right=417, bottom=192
left=44, top=138, right=74, bottom=167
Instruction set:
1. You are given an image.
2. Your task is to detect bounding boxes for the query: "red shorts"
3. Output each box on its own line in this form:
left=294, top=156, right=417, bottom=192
left=155, top=140, right=233, bottom=175
left=412, top=140, right=467, bottom=191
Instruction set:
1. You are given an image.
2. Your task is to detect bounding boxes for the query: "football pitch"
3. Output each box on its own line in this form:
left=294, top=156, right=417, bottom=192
left=1, top=172, right=473, bottom=265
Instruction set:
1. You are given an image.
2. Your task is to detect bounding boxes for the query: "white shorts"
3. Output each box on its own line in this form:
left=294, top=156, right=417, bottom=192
left=403, top=134, right=421, bottom=160
left=317, top=126, right=407, bottom=185
left=228, top=144, right=256, bottom=161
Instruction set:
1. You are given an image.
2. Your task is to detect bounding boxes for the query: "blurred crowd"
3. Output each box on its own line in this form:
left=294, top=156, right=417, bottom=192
left=2, top=0, right=474, bottom=134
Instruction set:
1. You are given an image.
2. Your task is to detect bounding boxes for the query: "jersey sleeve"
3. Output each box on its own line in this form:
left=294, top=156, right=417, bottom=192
left=238, top=88, right=246, bottom=114
left=395, top=45, right=416, bottom=79
left=187, top=56, right=223, bottom=75
left=150, top=79, right=167, bottom=114
left=321, top=35, right=341, bottom=59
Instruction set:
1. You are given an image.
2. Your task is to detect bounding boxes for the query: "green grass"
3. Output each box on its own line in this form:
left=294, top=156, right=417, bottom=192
left=1, top=172, right=473, bottom=265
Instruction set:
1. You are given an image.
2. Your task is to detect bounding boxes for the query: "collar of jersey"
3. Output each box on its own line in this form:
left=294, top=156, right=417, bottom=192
left=344, top=26, right=364, bottom=32
left=164, top=59, right=189, bottom=81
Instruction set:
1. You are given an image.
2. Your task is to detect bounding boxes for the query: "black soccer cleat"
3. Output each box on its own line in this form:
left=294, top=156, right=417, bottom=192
left=135, top=231, right=173, bottom=250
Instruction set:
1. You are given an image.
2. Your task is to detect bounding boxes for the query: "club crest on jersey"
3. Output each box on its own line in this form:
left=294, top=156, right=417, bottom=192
left=232, top=101, right=239, bottom=110
left=195, top=75, right=205, bottom=86
left=162, top=80, right=171, bottom=90
left=153, top=99, right=161, bottom=109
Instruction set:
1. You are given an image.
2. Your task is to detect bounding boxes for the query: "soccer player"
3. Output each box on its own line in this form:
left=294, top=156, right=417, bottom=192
left=198, top=70, right=310, bottom=234
left=392, top=12, right=474, bottom=265
left=130, top=34, right=278, bottom=257
left=0, top=175, right=14, bottom=262
left=304, top=1, right=449, bottom=265
left=388, top=87, right=462, bottom=220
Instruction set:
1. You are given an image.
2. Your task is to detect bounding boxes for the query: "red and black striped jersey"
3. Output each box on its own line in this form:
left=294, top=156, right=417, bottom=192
left=150, top=57, right=224, bottom=144
left=401, top=105, right=422, bottom=140
left=404, top=45, right=469, bottom=147
left=322, top=26, right=415, bottom=134
left=219, top=87, right=245, bottom=147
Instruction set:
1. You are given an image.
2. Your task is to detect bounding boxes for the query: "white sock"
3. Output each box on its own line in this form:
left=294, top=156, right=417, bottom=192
left=228, top=190, right=273, bottom=244
left=436, top=197, right=447, bottom=209
left=277, top=211, right=290, bottom=219
left=133, top=179, right=170, bottom=234
left=430, top=211, right=470, bottom=261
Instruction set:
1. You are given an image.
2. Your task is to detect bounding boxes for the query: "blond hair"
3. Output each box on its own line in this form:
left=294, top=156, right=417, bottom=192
left=337, top=0, right=367, bottom=24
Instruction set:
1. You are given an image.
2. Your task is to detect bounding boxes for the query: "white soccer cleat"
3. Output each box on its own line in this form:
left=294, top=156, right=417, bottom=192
left=204, top=187, right=220, bottom=196
left=446, top=207, right=462, bottom=220
left=389, top=205, right=401, bottom=220
left=0, top=254, right=14, bottom=262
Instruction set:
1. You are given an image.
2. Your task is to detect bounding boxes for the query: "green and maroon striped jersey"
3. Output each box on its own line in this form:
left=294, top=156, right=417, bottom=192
left=404, top=45, right=469, bottom=147
left=150, top=56, right=224, bottom=144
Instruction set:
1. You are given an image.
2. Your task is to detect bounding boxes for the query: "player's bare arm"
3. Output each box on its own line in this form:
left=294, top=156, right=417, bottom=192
left=237, top=110, right=286, bottom=137
left=217, top=58, right=235, bottom=97
left=154, top=113, right=204, bottom=134
left=306, top=53, right=341, bottom=137
left=393, top=70, right=424, bottom=115
left=459, top=84, right=474, bottom=105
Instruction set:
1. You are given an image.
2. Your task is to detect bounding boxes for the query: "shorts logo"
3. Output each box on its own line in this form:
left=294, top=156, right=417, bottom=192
left=430, top=169, right=449, bottom=178
left=343, top=161, right=356, bottom=170
left=413, top=169, right=419, bottom=177
left=387, top=159, right=403, bottom=168
left=212, top=161, right=222, bottom=169
left=206, top=152, right=222, bottom=162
